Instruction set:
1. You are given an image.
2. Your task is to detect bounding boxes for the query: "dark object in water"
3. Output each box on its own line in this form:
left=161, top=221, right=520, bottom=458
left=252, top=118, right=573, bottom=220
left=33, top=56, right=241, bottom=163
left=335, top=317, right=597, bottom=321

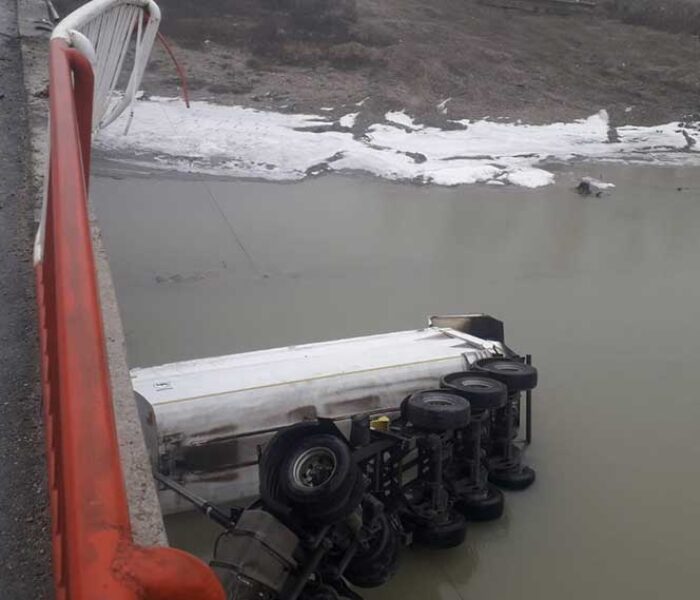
left=576, top=176, right=614, bottom=197
left=577, top=180, right=598, bottom=196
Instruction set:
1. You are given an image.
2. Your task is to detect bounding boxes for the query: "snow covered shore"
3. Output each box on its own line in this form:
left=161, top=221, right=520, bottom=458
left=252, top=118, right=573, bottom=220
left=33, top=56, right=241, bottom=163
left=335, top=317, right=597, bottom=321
left=96, top=97, right=700, bottom=188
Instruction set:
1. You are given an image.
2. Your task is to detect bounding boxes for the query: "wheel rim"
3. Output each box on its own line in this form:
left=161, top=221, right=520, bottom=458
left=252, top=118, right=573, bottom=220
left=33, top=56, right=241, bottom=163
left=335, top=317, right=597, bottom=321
left=459, top=379, right=494, bottom=390
left=422, top=392, right=459, bottom=407
left=426, top=399, right=453, bottom=407
left=488, top=361, right=524, bottom=372
left=291, top=446, right=337, bottom=489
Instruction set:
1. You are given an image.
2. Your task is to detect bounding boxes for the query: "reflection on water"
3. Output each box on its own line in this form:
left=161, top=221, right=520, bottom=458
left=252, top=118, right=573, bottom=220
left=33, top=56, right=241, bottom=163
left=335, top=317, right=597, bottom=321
left=93, top=163, right=700, bottom=599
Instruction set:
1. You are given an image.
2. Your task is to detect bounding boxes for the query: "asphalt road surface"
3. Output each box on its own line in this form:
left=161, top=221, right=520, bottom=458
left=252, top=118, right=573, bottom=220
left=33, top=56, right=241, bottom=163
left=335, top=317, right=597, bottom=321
left=0, top=0, right=52, bottom=597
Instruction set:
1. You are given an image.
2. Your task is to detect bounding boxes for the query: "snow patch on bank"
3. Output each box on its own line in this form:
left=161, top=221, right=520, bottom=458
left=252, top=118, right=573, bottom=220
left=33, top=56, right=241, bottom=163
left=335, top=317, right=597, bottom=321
left=95, top=97, right=700, bottom=187
left=385, top=110, right=419, bottom=130
left=339, top=112, right=359, bottom=128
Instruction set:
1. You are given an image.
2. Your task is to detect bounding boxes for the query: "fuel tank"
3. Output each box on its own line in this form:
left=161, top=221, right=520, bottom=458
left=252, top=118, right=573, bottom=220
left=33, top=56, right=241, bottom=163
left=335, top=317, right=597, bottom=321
left=132, top=315, right=510, bottom=514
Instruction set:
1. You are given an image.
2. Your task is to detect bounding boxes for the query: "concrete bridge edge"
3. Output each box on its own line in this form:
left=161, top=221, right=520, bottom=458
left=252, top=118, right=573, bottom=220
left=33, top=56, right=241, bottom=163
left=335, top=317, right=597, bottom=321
left=91, top=219, right=169, bottom=546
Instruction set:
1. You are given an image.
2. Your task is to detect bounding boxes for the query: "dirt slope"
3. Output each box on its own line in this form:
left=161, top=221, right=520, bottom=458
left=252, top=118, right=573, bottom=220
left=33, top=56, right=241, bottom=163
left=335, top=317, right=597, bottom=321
left=55, top=0, right=700, bottom=126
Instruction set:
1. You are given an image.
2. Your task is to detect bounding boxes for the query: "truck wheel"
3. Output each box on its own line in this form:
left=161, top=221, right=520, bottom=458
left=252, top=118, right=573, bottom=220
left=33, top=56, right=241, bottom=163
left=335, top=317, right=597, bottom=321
left=440, top=372, right=508, bottom=410
left=471, top=358, right=538, bottom=392
left=455, top=484, right=505, bottom=522
left=260, top=422, right=336, bottom=516
left=280, top=433, right=357, bottom=505
left=412, top=510, right=467, bottom=549
left=489, top=465, right=536, bottom=491
left=404, top=390, right=471, bottom=431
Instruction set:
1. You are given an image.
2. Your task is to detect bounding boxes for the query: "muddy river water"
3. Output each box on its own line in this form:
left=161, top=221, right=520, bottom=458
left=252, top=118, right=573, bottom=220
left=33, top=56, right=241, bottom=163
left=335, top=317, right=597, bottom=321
left=93, top=161, right=700, bottom=599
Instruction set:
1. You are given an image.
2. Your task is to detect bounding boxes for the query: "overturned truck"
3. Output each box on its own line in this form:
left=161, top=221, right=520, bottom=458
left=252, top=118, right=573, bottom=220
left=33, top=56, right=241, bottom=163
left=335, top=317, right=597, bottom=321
left=134, top=315, right=539, bottom=599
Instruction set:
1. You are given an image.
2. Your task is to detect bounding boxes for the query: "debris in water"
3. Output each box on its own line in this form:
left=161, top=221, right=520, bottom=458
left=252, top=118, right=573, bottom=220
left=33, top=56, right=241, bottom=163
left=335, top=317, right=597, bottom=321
left=576, top=176, right=615, bottom=197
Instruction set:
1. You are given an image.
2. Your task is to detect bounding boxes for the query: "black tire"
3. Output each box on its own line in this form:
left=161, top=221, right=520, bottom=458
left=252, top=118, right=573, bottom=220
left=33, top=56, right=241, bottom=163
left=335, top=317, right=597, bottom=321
left=471, top=358, right=538, bottom=392
left=345, top=516, right=400, bottom=588
left=412, top=510, right=467, bottom=549
left=440, top=372, right=508, bottom=410
left=260, top=422, right=336, bottom=515
left=261, top=425, right=363, bottom=524
left=489, top=465, right=536, bottom=491
left=455, top=484, right=504, bottom=522
left=280, top=433, right=355, bottom=504
left=404, top=390, right=471, bottom=431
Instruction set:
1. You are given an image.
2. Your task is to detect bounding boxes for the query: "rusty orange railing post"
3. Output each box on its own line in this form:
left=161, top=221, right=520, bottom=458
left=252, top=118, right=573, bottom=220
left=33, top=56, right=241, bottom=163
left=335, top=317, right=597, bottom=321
left=35, top=37, right=226, bottom=600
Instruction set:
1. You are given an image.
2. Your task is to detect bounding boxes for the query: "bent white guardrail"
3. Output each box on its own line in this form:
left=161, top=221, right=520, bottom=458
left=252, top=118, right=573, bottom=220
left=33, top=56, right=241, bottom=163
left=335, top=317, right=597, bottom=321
left=51, top=0, right=161, bottom=131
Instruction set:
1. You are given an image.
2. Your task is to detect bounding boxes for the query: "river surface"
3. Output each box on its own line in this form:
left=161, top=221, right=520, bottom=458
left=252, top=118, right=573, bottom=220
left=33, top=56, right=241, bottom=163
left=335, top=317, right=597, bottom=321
left=93, top=161, right=700, bottom=600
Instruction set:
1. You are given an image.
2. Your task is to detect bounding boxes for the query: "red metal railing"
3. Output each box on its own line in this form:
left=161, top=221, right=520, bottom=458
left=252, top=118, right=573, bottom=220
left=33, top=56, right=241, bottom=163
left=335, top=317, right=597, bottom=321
left=35, top=37, right=226, bottom=600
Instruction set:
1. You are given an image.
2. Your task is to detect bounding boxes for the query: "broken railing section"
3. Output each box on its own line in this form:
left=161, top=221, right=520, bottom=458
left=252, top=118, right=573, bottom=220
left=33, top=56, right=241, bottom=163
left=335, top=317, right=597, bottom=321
left=50, top=0, right=161, bottom=131
left=34, top=1, right=226, bottom=598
